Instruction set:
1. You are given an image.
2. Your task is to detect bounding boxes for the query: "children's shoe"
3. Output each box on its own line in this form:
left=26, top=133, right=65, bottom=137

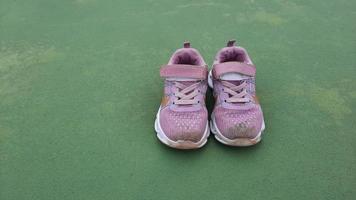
left=208, top=40, right=265, bottom=146
left=154, top=42, right=209, bottom=149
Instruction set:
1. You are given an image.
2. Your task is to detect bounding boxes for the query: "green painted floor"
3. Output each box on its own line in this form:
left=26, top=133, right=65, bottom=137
left=1, top=0, right=355, bottom=199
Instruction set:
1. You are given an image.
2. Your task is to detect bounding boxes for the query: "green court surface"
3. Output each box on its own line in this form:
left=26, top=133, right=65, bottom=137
left=1, top=0, right=356, bottom=199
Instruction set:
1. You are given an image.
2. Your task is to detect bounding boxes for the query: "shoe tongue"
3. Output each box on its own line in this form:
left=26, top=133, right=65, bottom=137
left=222, top=77, right=247, bottom=106
left=166, top=78, right=198, bottom=89
left=166, top=77, right=199, bottom=82
left=178, top=80, right=197, bottom=86
left=220, top=72, right=249, bottom=81
left=170, top=79, right=198, bottom=109
left=223, top=79, right=244, bottom=87
left=220, top=72, right=246, bottom=96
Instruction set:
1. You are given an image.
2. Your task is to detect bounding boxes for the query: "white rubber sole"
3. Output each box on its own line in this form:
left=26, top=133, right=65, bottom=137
left=208, top=70, right=265, bottom=146
left=154, top=107, right=210, bottom=149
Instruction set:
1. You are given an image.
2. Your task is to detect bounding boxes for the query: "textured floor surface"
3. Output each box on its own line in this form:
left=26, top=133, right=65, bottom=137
left=0, top=0, right=355, bottom=199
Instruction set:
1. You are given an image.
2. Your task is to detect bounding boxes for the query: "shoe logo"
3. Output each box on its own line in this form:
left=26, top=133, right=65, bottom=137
left=161, top=95, right=170, bottom=106
left=252, top=95, right=259, bottom=104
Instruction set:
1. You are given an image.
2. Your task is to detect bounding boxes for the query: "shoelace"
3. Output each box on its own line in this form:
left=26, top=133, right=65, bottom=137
left=173, top=81, right=200, bottom=105
left=221, top=80, right=250, bottom=103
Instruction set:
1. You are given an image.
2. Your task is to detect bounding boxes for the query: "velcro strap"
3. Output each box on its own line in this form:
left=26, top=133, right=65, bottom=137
left=213, top=62, right=256, bottom=78
left=160, top=64, right=208, bottom=79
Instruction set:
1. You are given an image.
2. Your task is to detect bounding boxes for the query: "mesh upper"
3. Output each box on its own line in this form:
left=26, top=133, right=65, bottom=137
left=214, top=105, right=263, bottom=139
left=159, top=108, right=207, bottom=142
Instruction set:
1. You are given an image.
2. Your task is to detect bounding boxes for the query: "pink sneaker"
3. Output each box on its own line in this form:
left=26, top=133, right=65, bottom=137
left=154, top=42, right=209, bottom=149
left=209, top=40, right=265, bottom=146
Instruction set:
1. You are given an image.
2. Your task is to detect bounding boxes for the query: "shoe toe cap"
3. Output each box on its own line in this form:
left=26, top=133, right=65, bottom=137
left=159, top=108, right=207, bottom=142
left=214, top=107, right=263, bottom=140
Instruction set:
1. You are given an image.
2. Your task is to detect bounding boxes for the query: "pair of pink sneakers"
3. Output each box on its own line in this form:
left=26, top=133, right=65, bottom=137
left=154, top=40, right=265, bottom=149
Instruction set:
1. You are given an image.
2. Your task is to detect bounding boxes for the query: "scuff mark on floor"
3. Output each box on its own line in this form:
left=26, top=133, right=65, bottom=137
left=253, top=11, right=286, bottom=26
left=287, top=77, right=354, bottom=124
left=177, top=2, right=227, bottom=8
left=73, top=0, right=96, bottom=4
left=0, top=42, right=59, bottom=105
